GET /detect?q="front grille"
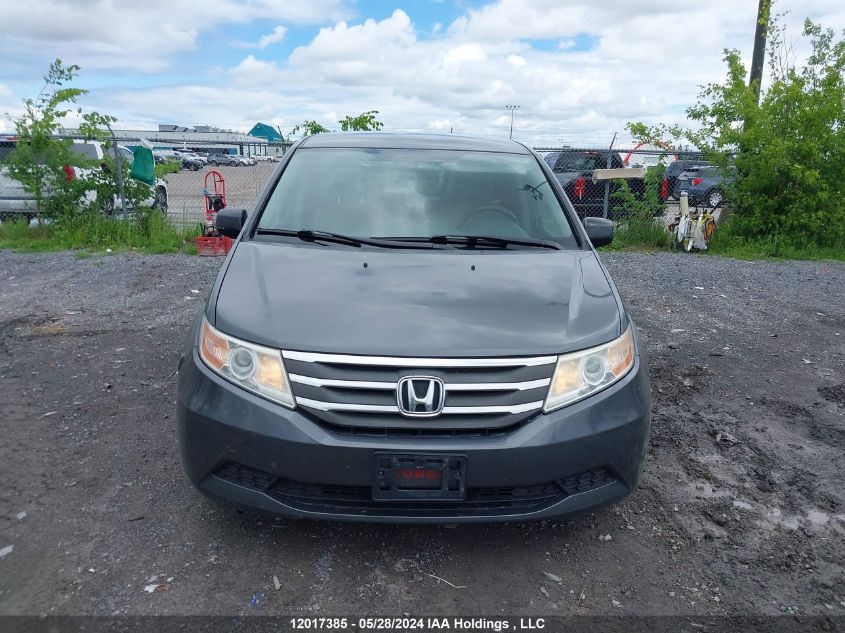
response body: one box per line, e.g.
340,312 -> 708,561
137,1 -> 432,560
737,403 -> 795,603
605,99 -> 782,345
283,351 -> 556,432
214,463 -> 616,517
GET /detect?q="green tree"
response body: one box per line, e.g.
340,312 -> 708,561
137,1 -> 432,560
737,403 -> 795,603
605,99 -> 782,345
338,110 -> 383,131
291,120 -> 331,136
3,60 -> 128,222
628,17 -> 845,250
3,60 -> 88,223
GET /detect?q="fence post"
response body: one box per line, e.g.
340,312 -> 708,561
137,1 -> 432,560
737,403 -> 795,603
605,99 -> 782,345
106,123 -> 128,220
602,132 -> 617,219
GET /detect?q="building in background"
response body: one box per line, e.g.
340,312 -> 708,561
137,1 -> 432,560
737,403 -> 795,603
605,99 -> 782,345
249,123 -> 288,157
61,124 -> 271,157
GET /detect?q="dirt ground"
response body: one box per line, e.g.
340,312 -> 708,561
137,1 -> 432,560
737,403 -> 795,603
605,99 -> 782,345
0,250 -> 842,620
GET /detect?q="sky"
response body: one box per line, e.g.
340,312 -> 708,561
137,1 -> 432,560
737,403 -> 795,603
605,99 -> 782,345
1,0 -> 844,146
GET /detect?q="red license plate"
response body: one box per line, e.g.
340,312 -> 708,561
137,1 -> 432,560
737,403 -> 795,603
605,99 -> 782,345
373,454 -> 466,500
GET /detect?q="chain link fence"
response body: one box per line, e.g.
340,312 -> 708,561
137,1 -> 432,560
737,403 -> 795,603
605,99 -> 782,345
1,138 -> 728,227
535,147 -> 727,224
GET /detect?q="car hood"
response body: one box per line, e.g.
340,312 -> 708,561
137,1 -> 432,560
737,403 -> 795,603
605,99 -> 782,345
213,241 -> 622,357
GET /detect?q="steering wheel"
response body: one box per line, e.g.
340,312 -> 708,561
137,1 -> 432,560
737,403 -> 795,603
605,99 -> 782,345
459,205 -> 520,230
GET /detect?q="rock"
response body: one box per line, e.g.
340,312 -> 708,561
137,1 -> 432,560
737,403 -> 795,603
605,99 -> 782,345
273,575 -> 281,591
0,545 -> 14,559
713,430 -> 738,445
543,571 -> 562,583
612,599 -> 622,607
540,587 -> 550,598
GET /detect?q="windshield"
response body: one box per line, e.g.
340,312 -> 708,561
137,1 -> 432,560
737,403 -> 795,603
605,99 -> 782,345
258,148 -> 577,246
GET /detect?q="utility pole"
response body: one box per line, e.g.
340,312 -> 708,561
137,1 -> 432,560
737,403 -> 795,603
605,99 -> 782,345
505,105 -> 519,140
749,0 -> 771,102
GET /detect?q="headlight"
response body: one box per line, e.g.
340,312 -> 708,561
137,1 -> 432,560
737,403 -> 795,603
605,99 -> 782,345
543,325 -> 635,412
198,317 -> 295,409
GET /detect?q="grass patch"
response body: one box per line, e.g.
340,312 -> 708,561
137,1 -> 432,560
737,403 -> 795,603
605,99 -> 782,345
600,215 -> 671,253
0,211 -> 202,254
154,161 -> 182,179
599,213 -> 845,261
706,222 -> 845,261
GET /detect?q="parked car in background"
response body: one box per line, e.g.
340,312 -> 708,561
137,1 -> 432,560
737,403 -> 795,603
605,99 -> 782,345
663,159 -> 712,199
0,140 -> 167,222
175,150 -> 208,170
672,165 -> 734,208
234,155 -> 256,166
208,153 -> 240,166
180,154 -> 206,171
177,132 -> 651,524
152,149 -> 185,166
112,145 -> 169,213
544,149 -> 627,219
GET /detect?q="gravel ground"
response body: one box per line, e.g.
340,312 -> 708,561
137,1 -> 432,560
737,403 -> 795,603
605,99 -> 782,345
0,250 -> 843,619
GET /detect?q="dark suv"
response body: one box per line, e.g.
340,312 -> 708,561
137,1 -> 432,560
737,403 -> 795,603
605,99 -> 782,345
176,133 -> 651,523
544,149 -> 626,219
663,159 -> 712,200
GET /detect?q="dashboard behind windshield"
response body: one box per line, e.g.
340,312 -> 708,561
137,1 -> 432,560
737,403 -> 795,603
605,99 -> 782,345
257,148 -> 578,247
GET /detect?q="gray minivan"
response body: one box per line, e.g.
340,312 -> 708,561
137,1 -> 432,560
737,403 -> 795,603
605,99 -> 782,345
176,133 -> 651,523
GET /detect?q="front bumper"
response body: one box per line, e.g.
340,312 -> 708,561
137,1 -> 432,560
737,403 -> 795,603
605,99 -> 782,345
176,348 -> 651,523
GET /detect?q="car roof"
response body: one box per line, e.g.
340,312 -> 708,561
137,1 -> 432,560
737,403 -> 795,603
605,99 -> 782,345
299,132 -> 531,154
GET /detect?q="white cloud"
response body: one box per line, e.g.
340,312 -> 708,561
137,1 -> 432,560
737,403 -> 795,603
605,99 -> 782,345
258,26 -> 288,49
3,0 -> 845,145
0,0 -> 352,72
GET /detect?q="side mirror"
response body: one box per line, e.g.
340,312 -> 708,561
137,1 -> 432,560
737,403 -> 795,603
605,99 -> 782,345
215,208 -> 248,239
583,217 -> 614,247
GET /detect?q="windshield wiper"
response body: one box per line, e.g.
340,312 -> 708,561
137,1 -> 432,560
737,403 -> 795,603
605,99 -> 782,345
383,235 -> 562,250
255,228 -> 434,249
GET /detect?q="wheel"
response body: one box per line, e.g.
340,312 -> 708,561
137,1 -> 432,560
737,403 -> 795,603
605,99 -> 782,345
153,187 -> 168,214
707,189 -> 723,208
210,160 -> 219,166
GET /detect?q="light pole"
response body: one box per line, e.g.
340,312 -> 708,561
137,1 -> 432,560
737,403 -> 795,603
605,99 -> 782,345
505,105 -> 519,139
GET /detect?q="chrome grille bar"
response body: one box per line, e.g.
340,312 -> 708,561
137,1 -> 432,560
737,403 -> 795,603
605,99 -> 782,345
288,374 -> 550,392
288,374 -> 395,390
296,397 -> 544,415
284,350 -> 556,368
285,350 -> 556,429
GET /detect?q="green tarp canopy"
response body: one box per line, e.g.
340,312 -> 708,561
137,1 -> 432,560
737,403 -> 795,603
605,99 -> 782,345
129,146 -> 155,186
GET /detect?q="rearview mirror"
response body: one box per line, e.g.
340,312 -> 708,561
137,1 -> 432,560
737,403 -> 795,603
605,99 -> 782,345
215,208 -> 248,239
582,217 -> 614,247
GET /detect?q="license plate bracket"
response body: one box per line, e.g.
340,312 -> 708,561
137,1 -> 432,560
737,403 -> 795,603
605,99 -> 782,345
373,453 -> 467,501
